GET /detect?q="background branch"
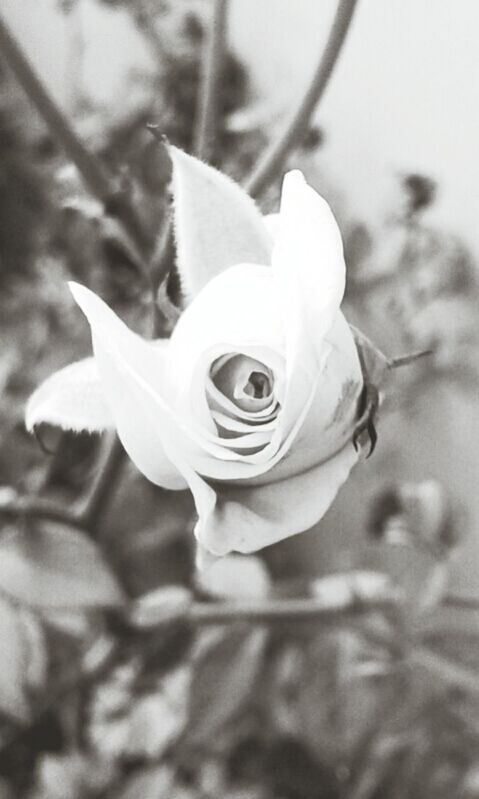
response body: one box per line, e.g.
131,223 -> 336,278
245,0 -> 359,198
0,12 -> 151,257
193,0 -> 228,160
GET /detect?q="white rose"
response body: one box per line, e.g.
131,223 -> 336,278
27,148 -> 369,558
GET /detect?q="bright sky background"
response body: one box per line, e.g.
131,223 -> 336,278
3,0 -> 479,254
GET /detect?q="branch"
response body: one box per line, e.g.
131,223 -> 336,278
76,433 -> 126,531
0,12 -> 150,256
193,0 -> 229,160
245,0 -> 359,198
189,596 -> 396,626
0,494 -> 87,532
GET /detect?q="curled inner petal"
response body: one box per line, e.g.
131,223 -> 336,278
206,353 -> 281,457
212,354 -> 274,413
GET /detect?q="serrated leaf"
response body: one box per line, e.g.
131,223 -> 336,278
0,596 -> 30,721
26,357 -> 114,433
186,626 -> 267,745
170,146 -> 272,300
0,525 -> 124,609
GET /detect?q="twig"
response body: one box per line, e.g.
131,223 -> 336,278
193,0 -> 228,160
0,495 -> 87,532
245,0 -> 359,198
188,596 -> 396,626
0,12 -> 150,256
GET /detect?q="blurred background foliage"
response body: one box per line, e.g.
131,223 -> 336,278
1,1 -> 479,798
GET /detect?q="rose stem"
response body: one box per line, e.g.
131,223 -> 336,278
245,0 -> 360,199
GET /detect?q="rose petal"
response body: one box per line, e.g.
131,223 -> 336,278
26,357 -> 114,433
248,312 -> 362,485
68,284 -> 307,482
272,171 -> 346,367
69,283 -> 187,490
170,146 -> 273,301
166,262 -> 286,435
196,443 -> 359,555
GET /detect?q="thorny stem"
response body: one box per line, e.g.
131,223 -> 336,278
246,0 -> 359,198
193,0 -> 229,160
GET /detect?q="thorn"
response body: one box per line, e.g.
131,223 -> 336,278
388,348 -> 434,369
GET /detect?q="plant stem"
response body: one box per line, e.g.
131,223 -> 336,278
246,0 -> 359,198
0,495 -> 87,532
193,0 -> 228,161
189,596 -> 396,626
0,12 -> 150,256
76,434 -> 126,531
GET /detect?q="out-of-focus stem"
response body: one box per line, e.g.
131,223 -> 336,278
193,0 -> 228,160
0,12 -> 150,255
189,596 -> 396,626
246,0 -> 359,198
150,0 -> 229,297
76,433 -> 126,531
0,495 -> 87,532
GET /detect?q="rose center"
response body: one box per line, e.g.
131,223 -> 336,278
244,371 -> 271,400
210,354 -> 276,414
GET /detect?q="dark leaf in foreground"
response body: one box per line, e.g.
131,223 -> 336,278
0,524 -> 124,609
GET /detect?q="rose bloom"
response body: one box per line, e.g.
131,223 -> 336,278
27,149 -> 364,558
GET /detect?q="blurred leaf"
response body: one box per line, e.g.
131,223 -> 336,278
170,146 -> 271,301
129,585 -> 192,629
25,357 -> 114,433
411,646 -> 479,695
186,626 -> 267,746
311,570 -> 396,609
196,554 -> 271,600
298,631 -> 396,766
18,609 -> 48,690
118,766 -> 194,799
0,525 -> 124,608
125,690 -> 186,758
0,596 -> 31,721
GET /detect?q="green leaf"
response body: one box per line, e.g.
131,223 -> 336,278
170,146 -> 272,300
186,626 -> 267,746
0,525 -> 124,609
25,357 -> 114,433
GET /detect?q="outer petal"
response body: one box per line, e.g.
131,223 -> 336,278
245,312 -> 363,486
25,357 -> 114,433
272,170 -> 346,369
69,283 -> 187,491
170,146 -> 273,300
196,443 -> 359,555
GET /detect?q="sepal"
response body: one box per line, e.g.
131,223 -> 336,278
25,357 -> 114,434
